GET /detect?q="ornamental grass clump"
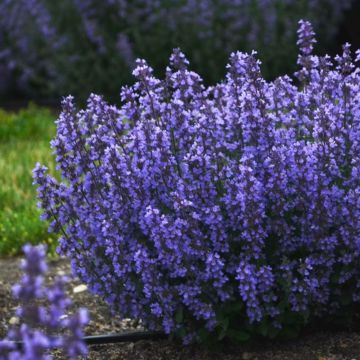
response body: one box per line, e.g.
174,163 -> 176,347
34,21 -> 360,343
0,245 -> 88,359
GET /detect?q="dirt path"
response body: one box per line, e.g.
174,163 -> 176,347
0,256 -> 359,359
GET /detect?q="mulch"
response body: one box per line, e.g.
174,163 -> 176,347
0,256 -> 359,360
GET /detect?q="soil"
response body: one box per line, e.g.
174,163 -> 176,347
0,256 -> 359,360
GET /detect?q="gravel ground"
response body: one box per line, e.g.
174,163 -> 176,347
0,256 -> 359,359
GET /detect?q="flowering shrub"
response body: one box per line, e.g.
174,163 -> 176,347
0,0 -> 352,100
0,245 -> 88,359
34,21 -> 360,343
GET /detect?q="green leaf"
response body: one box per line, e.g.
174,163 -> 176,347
175,307 -> 183,323
217,317 -> 229,340
258,321 -> 269,337
198,328 -> 210,342
228,329 -> 251,343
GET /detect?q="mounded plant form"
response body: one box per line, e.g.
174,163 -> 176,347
34,21 -> 360,344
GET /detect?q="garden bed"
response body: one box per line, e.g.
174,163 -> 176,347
0,256 -> 359,359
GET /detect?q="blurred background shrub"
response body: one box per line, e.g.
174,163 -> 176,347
0,0 -> 355,103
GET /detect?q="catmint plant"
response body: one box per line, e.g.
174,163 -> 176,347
0,245 -> 89,359
34,20 -> 360,343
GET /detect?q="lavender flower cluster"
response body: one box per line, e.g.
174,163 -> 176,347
34,21 -> 360,342
0,0 -> 352,99
0,245 -> 88,359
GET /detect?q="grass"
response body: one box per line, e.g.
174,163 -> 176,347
0,105 -> 58,256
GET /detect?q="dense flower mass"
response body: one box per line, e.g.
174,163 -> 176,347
0,245 -> 88,359
0,0 -> 352,99
34,21 -> 360,342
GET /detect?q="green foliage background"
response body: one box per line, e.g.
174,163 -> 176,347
0,106 -> 57,255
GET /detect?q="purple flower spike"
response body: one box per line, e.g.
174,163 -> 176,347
297,20 -> 316,56
0,245 -> 89,359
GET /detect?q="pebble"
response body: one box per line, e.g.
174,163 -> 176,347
73,284 -> 88,294
9,316 -> 19,325
242,352 -> 257,360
